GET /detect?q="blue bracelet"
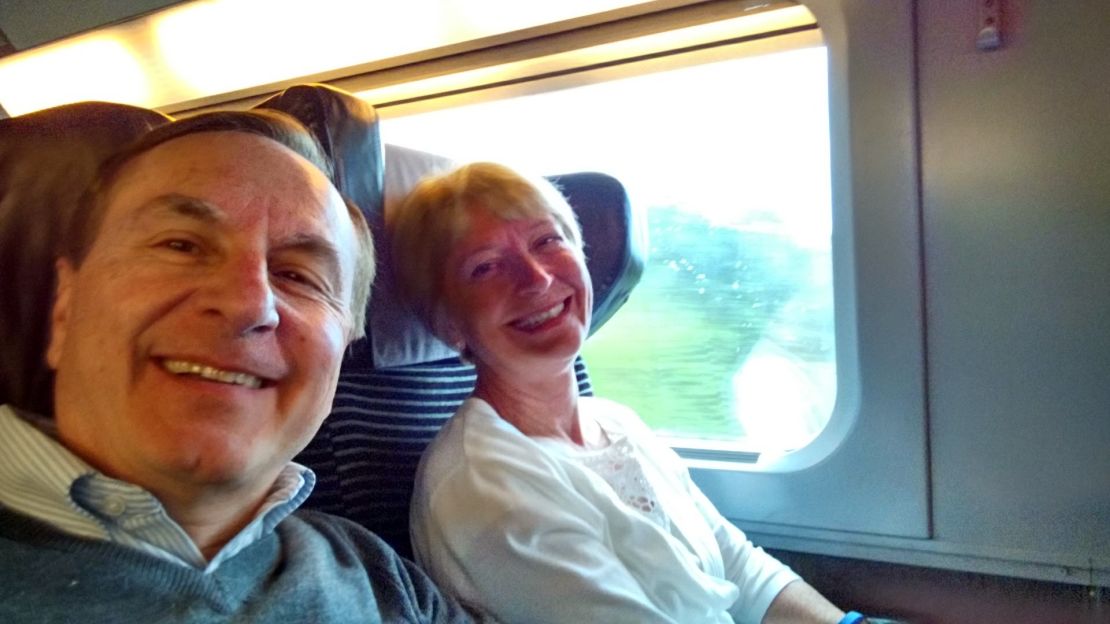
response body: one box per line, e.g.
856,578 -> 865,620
839,612 -> 867,624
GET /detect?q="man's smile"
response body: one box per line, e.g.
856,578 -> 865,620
161,358 -> 266,389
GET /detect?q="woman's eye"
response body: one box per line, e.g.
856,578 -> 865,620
470,262 -> 494,279
537,233 -> 564,248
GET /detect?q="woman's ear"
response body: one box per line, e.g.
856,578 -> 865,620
432,305 -> 465,351
443,320 -> 465,352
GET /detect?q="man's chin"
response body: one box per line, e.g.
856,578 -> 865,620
151,438 -> 280,491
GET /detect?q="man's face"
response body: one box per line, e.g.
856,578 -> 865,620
46,131 -> 360,497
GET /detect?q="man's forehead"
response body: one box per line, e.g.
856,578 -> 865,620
106,132 -> 337,213
119,131 -> 325,183
100,131 -> 356,255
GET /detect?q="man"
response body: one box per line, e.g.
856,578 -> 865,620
0,110 -> 477,622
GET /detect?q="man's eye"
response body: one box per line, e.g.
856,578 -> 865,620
275,269 -> 327,293
277,269 -> 310,284
162,239 -> 199,254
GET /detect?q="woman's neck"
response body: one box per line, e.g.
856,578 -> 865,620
474,363 -> 604,448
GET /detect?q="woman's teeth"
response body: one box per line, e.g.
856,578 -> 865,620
514,301 -> 566,329
162,359 -> 263,389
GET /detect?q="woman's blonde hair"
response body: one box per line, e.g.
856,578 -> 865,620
389,161 -> 583,344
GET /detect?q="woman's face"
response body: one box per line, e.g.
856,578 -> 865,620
440,204 -> 592,379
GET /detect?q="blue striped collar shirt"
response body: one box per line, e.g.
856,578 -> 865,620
0,404 -> 315,573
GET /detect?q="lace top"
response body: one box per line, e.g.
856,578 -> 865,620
577,436 -> 670,530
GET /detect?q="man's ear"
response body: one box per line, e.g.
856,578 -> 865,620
46,258 -> 76,370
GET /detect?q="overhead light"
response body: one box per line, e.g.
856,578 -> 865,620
0,0 -> 809,117
354,4 -> 816,112
0,34 -> 150,117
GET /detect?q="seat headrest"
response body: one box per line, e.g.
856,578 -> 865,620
0,102 -> 171,416
366,144 -> 460,366
253,84 -> 384,229
550,171 -> 644,335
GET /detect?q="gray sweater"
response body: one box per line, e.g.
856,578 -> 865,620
0,507 -> 478,623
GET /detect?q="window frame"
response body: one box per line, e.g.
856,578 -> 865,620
693,0 -> 929,539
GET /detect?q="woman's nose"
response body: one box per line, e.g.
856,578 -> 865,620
515,254 -> 554,295
201,256 -> 280,334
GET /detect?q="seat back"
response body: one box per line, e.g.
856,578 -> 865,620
0,102 -> 171,416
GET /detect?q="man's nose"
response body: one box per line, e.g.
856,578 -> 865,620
202,256 -> 280,334
515,254 -> 554,295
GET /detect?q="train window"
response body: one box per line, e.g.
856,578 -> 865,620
370,7 -> 830,460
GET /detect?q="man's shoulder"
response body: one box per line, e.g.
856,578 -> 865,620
284,507 -> 398,554
277,509 -> 420,583
278,509 -> 484,622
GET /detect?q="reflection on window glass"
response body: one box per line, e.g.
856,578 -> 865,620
379,43 -> 834,453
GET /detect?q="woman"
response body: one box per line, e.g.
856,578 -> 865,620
391,162 -> 862,624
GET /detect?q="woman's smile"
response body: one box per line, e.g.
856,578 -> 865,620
509,298 -> 569,331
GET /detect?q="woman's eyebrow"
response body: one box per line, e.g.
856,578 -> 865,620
525,219 -> 558,235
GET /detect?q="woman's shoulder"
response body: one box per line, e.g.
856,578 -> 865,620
418,398 -> 572,498
580,395 -> 655,440
419,398 -> 511,473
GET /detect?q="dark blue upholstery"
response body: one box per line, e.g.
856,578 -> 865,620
550,172 -> 645,336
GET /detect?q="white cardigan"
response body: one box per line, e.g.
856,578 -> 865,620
410,396 -> 799,624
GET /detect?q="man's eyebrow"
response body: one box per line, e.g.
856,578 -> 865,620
277,233 -> 345,290
128,193 -> 346,289
128,193 -> 226,226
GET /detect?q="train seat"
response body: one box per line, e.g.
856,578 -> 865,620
0,84 -> 645,558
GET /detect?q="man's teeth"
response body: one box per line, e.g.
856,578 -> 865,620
162,360 -> 263,389
515,302 -> 566,329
